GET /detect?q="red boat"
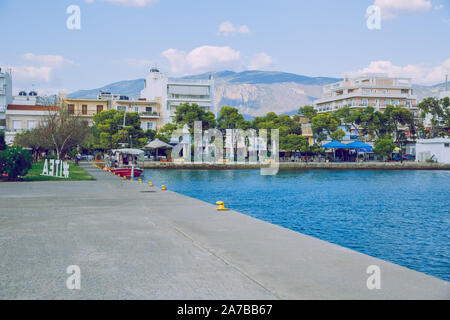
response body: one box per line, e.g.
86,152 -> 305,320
107,148 -> 144,178
110,167 -> 143,178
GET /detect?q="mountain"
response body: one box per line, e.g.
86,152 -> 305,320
68,70 -> 443,118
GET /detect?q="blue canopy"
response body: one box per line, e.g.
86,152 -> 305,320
346,140 -> 373,152
321,140 -> 348,149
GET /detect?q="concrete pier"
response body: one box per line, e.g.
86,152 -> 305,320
0,163 -> 448,299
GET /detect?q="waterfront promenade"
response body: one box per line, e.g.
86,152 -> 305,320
0,163 -> 448,299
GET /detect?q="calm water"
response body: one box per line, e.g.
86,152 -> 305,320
140,169 -> 450,281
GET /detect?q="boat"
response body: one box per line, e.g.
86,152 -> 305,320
107,148 -> 144,178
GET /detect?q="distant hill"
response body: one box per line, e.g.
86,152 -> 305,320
68,70 -> 443,118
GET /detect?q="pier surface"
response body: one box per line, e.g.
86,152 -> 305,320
0,163 -> 448,299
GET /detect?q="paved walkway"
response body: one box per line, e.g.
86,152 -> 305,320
0,163 -> 448,299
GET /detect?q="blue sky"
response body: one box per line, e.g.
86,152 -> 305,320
0,0 -> 449,93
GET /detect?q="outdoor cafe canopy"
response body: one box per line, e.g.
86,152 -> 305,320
345,140 -> 373,152
144,139 -> 173,150
320,140 -> 349,149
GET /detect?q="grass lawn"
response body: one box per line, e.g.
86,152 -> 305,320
22,161 -> 95,182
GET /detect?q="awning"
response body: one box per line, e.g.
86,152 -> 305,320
111,148 -> 145,156
144,139 -> 173,149
321,140 -> 348,149
346,140 -> 373,152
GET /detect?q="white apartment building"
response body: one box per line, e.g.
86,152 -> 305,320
5,91 -> 58,145
0,68 -> 13,130
314,74 -> 417,114
140,68 -> 214,125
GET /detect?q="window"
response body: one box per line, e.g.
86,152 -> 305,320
362,99 -> 368,106
12,120 -> 21,130
393,100 -> 399,106
445,143 -> 449,148
82,105 -> 87,115
146,122 -> 154,130
386,99 -> 391,106
27,120 -> 37,130
146,107 -> 153,113
117,105 -> 126,111
68,104 -> 75,115
97,105 -> 103,114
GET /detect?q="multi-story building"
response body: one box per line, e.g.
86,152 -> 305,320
314,74 -> 417,114
61,93 -> 163,130
60,94 -> 109,126
0,68 -> 13,130
5,91 -> 58,145
140,68 -> 214,125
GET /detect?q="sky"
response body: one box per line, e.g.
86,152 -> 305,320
0,0 -> 449,94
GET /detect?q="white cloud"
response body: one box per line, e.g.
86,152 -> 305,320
85,0 -> 158,6
346,59 -> 450,85
10,66 -> 53,83
22,53 -> 74,67
374,0 -> 432,19
218,21 -> 251,36
434,4 -> 444,10
162,46 -> 241,74
248,53 -> 273,70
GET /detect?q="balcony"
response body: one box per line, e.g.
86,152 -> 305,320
140,111 -> 160,118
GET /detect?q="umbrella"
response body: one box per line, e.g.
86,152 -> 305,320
321,140 -> 348,149
321,140 -> 348,162
346,140 -> 373,152
144,139 -> 173,160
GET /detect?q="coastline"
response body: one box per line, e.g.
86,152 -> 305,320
137,161 -> 450,170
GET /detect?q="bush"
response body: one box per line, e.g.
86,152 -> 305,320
0,131 -> 6,151
0,146 -> 33,181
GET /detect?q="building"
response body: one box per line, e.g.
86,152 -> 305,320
140,68 -> 214,125
416,138 -> 450,164
60,94 -> 109,126
314,74 -> 417,114
0,68 -> 13,130
4,92 -> 58,145
61,92 -> 163,131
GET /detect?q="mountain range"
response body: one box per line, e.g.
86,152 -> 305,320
68,70 -> 446,118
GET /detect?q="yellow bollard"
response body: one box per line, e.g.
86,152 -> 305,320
216,201 -> 229,211
138,179 -> 142,183
123,176 -> 127,180
149,182 -> 153,187
161,185 -> 166,191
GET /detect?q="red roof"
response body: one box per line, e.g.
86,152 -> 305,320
7,104 -> 59,111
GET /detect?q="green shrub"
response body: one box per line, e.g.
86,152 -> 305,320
0,131 -> 6,151
0,146 -> 33,181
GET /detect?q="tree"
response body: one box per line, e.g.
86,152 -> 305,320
417,97 -> 450,138
0,131 -> 6,151
92,109 -> 147,150
14,127 -> 51,161
44,103 -> 89,159
384,106 -> 415,143
280,134 -> 308,152
373,136 -> 395,161
0,146 -> 33,181
298,106 -> 317,119
311,113 -> 338,137
174,103 -> 216,134
330,129 -> 346,142
217,106 -> 247,130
